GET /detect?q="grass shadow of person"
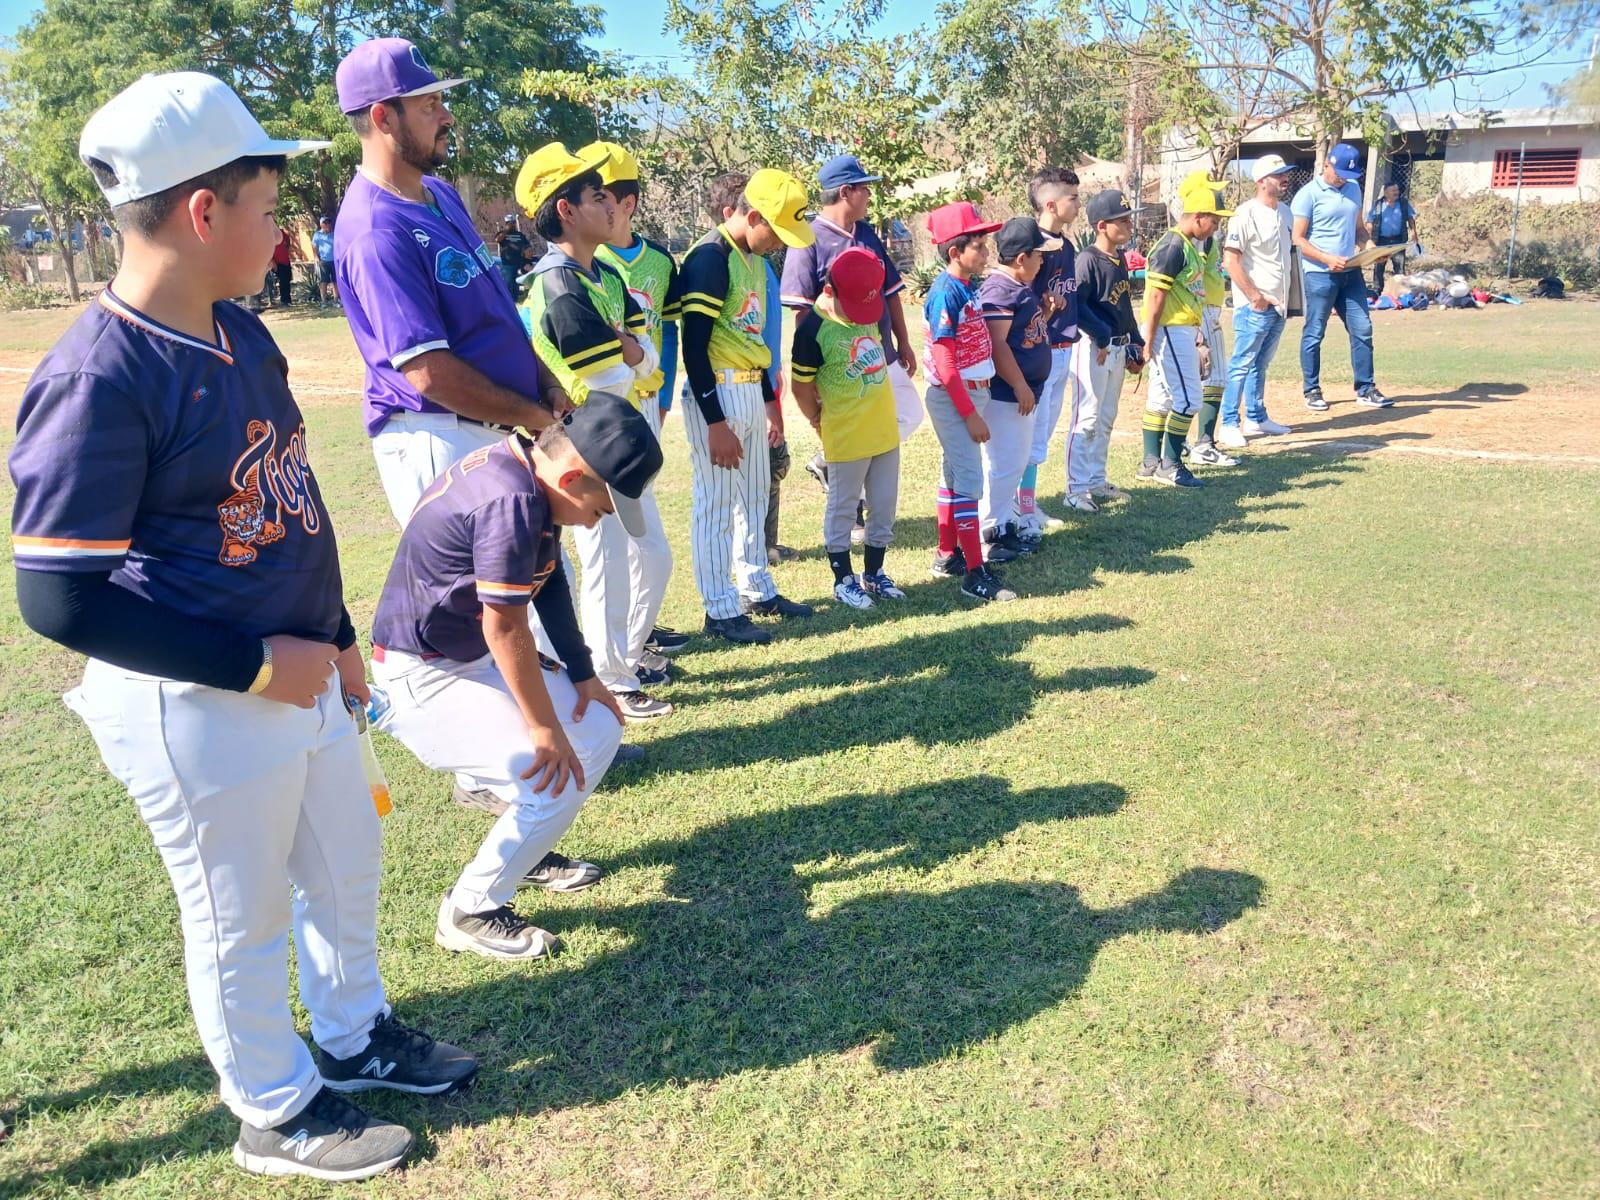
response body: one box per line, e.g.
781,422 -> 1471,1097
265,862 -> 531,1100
393,773 -> 1262,1125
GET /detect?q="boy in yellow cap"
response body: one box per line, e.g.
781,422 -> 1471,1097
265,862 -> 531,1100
1187,196 -> 1239,468
515,142 -> 670,722
1137,174 -> 1232,489
678,169 -> 816,644
580,140 -> 687,668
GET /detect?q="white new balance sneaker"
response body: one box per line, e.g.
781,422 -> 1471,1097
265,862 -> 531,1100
1216,424 -> 1249,450
1243,417 -> 1292,436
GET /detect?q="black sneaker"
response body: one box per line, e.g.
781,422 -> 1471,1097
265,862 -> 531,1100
767,544 -> 801,566
522,849 -> 603,892
1153,459 -> 1203,488
317,1011 -> 478,1096
960,567 -> 1019,603
452,783 -> 508,817
1355,387 -> 1393,408
434,890 -> 560,960
1136,454 -> 1160,478
612,743 -> 646,766
929,548 -> 967,578
233,1087 -> 411,1181
703,613 -> 773,644
645,626 -> 690,655
1001,522 -> 1033,556
635,664 -> 671,688
745,593 -> 814,619
984,531 -> 1021,564
1304,388 -> 1329,411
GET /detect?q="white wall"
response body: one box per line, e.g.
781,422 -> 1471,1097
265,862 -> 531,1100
1441,126 -> 1600,203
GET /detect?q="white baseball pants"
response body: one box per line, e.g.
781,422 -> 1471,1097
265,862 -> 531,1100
370,410 -> 504,527
372,650 -> 622,915
888,360 -> 924,441
1066,341 -> 1128,495
573,482 -> 671,695
1201,306 -> 1227,405
682,378 -> 777,620
64,659 -> 388,1130
1146,327 -> 1203,418
1016,345 -> 1073,533
979,400 -> 1037,536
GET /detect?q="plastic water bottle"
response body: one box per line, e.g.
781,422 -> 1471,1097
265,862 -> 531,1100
345,690 -> 393,817
365,685 -> 392,732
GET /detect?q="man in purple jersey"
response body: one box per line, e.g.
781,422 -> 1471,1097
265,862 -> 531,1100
10,72 -> 474,1183
370,395 -> 658,960
780,154 -> 923,515
333,38 -> 568,525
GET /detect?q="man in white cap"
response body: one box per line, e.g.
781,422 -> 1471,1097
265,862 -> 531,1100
333,37 -> 567,525
1216,153 -> 1299,448
10,71 -> 476,1182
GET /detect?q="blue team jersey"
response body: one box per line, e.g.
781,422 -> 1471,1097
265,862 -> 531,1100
976,271 -> 1053,403
1034,243 -> 1079,344
9,289 -> 345,642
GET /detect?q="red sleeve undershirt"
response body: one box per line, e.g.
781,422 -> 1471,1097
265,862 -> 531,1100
929,339 -> 975,417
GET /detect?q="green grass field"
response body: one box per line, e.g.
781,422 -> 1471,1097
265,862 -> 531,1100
1,302 -> 1598,1198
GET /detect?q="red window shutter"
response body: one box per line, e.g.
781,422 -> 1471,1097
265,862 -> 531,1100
1492,148 -> 1581,188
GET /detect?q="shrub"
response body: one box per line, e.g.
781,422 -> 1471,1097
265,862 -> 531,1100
0,277 -> 61,311
1414,191 -> 1600,290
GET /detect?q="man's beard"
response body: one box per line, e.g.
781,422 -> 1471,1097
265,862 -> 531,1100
397,121 -> 449,172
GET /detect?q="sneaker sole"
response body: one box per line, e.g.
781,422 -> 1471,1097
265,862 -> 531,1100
233,1142 -> 410,1181
644,641 -> 688,657
621,707 -> 673,722
523,872 -> 604,893
960,587 -> 1019,603
1153,475 -> 1203,488
320,1065 -> 478,1096
434,926 -> 560,960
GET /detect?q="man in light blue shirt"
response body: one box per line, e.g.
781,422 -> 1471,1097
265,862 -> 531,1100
1291,143 -> 1389,410
1367,182 -> 1418,293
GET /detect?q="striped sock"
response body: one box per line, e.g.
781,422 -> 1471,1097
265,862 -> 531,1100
1018,463 -> 1037,516
936,486 -> 957,555
951,492 -> 983,569
1163,411 -> 1193,463
1143,410 -> 1166,459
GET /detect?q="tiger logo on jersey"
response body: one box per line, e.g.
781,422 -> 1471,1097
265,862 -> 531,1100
731,290 -> 764,336
218,420 -> 287,566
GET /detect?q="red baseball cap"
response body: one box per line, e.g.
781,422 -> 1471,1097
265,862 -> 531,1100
827,246 -> 886,325
926,201 -> 1002,246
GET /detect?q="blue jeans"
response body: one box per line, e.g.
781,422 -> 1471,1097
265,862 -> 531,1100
1221,304 -> 1285,426
1300,268 -> 1374,395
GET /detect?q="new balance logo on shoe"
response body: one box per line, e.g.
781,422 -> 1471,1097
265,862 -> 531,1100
280,1129 -> 325,1161
358,1057 -> 396,1079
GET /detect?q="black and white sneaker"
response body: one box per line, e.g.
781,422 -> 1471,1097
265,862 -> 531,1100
233,1087 -> 412,1181
960,567 -> 1019,603
453,783 -> 509,817
745,593 -> 814,619
1002,522 -> 1034,556
636,649 -> 671,674
984,532 -> 1020,564
615,690 -> 673,721
1304,388 -> 1329,411
635,664 -> 671,688
833,575 -> 876,610
317,1011 -> 478,1096
703,613 -> 772,644
929,548 -> 967,578
804,452 -> 829,489
645,626 -> 690,655
1356,387 -> 1393,408
522,849 -> 603,892
1189,442 -> 1239,467
1136,454 -> 1160,478
1154,459 -> 1204,488
434,890 -> 560,960
861,571 -> 907,600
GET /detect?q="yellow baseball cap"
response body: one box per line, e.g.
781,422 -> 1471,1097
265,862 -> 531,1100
1178,170 -> 1233,217
744,168 -> 815,249
515,141 -> 610,216
579,140 -> 639,186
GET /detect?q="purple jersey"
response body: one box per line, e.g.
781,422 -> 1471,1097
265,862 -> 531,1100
9,289 -> 344,641
335,172 -> 543,436
1034,242 -> 1080,345
779,216 -> 905,356
977,271 -> 1053,404
370,436 -> 580,668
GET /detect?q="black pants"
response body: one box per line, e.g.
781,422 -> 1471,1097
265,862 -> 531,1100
1371,239 -> 1406,294
275,262 -> 293,306
765,439 -> 790,553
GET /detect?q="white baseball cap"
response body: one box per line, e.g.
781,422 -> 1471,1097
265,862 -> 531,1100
1252,154 -> 1293,182
80,72 -> 330,207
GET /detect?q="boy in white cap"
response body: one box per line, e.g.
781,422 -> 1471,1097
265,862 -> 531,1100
1216,154 -> 1297,449
11,72 -> 474,1182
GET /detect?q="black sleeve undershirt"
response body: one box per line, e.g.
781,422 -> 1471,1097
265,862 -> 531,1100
531,552 -> 594,684
16,569 -> 357,692
680,311 -> 727,426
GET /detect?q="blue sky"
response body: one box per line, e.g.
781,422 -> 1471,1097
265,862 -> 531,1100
0,0 -> 1582,112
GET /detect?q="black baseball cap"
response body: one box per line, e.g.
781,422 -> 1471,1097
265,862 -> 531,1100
563,392 -> 663,537
995,216 -> 1063,261
1086,189 -> 1137,224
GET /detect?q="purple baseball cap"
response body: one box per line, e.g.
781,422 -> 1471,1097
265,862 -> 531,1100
336,38 -> 465,114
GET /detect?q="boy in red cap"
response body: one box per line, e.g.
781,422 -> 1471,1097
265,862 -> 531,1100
920,202 -> 1015,603
790,247 -> 903,610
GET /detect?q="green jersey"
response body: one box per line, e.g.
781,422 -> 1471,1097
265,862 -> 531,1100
1143,227 -> 1207,328
520,251 -> 647,409
789,304 -> 896,462
679,224 -> 771,371
595,234 -> 682,400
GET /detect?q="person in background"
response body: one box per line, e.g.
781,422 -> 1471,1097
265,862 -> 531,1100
271,224 -> 294,306
1368,181 -> 1418,294
312,215 -> 337,307
498,213 -> 533,294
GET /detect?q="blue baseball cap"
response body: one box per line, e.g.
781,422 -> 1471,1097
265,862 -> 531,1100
1328,143 -> 1363,182
336,38 -> 464,115
818,154 -> 881,190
